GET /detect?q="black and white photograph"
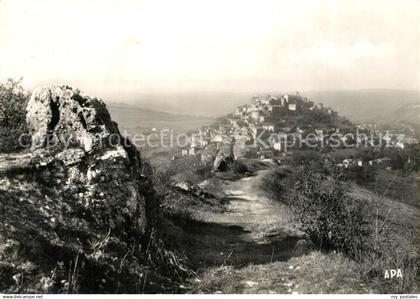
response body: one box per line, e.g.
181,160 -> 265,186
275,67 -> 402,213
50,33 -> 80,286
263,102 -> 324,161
0,0 -> 419,296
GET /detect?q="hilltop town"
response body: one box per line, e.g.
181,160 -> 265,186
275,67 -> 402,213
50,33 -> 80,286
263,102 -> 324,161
180,93 -> 339,160
175,93 -> 419,172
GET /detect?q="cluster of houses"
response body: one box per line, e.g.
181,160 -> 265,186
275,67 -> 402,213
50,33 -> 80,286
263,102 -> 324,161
233,93 -> 328,126
175,92 -> 418,169
178,92 -> 336,161
337,157 -> 392,169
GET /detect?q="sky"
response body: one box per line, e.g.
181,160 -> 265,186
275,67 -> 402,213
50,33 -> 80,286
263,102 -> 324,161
0,0 -> 419,98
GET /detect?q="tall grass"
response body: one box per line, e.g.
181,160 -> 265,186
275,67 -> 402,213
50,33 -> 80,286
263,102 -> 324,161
265,164 -> 419,293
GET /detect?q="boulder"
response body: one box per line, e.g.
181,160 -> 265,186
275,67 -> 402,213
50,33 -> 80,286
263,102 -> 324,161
26,85 -> 119,151
213,144 -> 234,172
25,85 -> 153,235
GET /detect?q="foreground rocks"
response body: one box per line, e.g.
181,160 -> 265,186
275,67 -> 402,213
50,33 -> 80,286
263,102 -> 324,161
0,86 -> 173,293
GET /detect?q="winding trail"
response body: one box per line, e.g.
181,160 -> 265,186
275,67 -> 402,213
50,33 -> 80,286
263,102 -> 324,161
181,169 -> 303,270
180,170 -> 369,294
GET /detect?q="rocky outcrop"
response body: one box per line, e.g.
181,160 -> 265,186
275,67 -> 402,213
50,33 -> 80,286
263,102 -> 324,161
0,86 -> 163,293
27,86 -> 118,152
25,86 -> 155,235
213,143 -> 234,172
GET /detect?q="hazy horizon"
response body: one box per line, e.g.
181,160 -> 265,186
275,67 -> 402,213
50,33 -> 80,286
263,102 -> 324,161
103,89 -> 420,120
0,0 -> 419,98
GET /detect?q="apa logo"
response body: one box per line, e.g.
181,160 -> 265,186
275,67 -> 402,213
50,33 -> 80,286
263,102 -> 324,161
384,269 -> 403,279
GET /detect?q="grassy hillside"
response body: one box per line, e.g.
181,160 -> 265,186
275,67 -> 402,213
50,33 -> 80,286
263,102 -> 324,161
375,102 -> 420,128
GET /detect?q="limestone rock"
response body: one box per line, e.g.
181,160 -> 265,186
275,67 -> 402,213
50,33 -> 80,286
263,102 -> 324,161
0,86 -> 160,293
26,85 -> 119,151
25,85 -> 152,235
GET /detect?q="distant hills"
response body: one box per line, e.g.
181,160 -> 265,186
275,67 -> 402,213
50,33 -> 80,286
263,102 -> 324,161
305,89 -> 420,123
108,103 -> 213,121
374,102 -> 420,127
108,103 -> 215,133
107,89 -> 419,126
392,102 -> 420,123
107,92 -> 253,118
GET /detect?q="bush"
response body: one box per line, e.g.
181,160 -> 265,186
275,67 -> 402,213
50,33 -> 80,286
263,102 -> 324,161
0,79 -> 30,153
291,150 -> 322,167
257,166 -> 289,200
343,164 -> 375,184
291,166 -> 368,260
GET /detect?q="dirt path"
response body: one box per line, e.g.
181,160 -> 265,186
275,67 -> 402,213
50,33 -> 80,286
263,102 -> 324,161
177,171 -> 372,294
178,170 -> 305,291
212,170 -> 299,242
